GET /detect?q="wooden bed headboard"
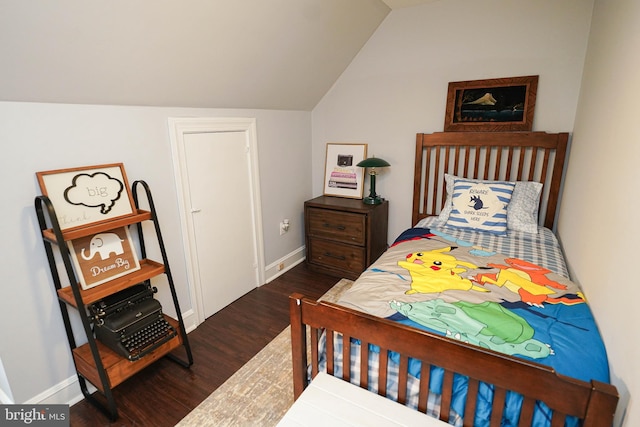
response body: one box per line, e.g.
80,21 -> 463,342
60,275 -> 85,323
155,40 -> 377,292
412,132 -> 569,230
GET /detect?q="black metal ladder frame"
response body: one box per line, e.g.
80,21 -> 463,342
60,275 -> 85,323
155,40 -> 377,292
34,180 -> 193,421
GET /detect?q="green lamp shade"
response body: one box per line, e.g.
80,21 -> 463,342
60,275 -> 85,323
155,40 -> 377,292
356,157 -> 391,168
357,157 -> 390,205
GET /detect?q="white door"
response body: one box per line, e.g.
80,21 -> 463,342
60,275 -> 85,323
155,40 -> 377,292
170,118 -> 264,323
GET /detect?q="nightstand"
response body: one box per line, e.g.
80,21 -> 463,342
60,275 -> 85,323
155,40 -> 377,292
304,196 -> 388,280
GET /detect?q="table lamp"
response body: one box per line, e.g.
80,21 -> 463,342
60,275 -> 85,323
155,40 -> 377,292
357,156 -> 390,205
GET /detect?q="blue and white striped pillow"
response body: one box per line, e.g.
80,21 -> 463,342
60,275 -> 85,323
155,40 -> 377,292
446,178 -> 515,235
437,174 -> 543,233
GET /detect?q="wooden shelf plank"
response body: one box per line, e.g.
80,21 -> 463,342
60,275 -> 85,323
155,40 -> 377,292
42,210 -> 153,242
57,259 -> 165,307
73,316 -> 183,392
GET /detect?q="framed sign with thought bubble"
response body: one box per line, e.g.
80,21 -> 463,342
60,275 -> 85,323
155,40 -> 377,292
36,163 -> 136,231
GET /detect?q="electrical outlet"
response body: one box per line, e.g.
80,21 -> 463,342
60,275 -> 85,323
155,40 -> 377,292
279,219 -> 290,235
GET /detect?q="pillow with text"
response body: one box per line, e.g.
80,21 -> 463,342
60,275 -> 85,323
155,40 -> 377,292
446,178 -> 515,235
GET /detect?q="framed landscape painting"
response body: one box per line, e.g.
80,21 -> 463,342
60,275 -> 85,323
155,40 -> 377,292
443,75 -> 538,132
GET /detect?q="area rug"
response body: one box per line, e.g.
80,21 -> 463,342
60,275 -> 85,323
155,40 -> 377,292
175,278 -> 354,427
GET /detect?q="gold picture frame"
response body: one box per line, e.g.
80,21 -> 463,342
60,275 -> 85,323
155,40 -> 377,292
323,143 -> 368,199
444,75 -> 538,132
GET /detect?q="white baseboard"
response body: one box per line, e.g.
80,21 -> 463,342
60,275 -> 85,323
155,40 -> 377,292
0,358 -> 14,404
179,308 -> 198,334
25,374 -> 94,406
0,388 -> 14,405
263,246 -> 305,284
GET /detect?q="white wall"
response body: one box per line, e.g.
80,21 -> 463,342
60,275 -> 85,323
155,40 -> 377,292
0,102 -> 311,404
558,0 -> 640,425
312,0 -> 593,242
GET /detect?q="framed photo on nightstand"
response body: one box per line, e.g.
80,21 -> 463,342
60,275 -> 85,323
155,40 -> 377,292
323,143 -> 368,199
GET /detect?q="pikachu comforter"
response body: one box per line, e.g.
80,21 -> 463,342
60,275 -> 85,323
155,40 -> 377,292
336,225 -> 611,386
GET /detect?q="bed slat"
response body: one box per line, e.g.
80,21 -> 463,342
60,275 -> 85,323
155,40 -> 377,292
463,147 -> 471,178
360,340 -> 369,390
417,362 -> 430,413
463,378 -> 479,427
311,327 -> 319,378
518,146 -> 527,180
398,355 -> 409,404
378,349 -> 388,397
490,387 -> 507,427
494,147 -> 503,180
431,147 -> 440,214
505,146 -> 515,179
540,148 -> 551,186
519,397 -> 536,426
452,146 -> 460,175
440,369 -> 454,422
342,333 -> 351,381
529,147 -> 539,181
551,413 -> 566,427
326,330 -> 334,375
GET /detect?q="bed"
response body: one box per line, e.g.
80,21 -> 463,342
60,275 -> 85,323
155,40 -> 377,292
290,131 -> 619,426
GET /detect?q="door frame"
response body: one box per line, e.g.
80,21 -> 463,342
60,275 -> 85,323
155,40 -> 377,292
168,117 -> 265,325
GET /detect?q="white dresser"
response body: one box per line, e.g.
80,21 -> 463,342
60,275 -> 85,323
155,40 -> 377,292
277,372 -> 449,426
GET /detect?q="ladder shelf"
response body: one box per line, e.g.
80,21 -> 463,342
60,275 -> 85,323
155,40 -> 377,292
35,180 -> 193,421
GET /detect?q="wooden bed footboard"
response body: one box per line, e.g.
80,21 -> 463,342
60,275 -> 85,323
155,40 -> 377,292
289,293 -> 618,427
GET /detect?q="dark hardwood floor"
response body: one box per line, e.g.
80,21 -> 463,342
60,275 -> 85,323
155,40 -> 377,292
69,263 -> 339,427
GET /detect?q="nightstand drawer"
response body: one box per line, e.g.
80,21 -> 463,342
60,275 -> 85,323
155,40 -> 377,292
306,208 -> 365,246
307,239 -> 365,274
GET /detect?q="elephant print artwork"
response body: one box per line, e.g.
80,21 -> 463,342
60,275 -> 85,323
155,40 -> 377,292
81,232 -> 125,261
68,226 -> 141,290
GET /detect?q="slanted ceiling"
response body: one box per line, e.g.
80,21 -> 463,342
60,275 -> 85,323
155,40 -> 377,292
0,0 -> 400,110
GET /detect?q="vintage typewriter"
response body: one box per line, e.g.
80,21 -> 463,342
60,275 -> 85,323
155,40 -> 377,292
90,283 -> 178,361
